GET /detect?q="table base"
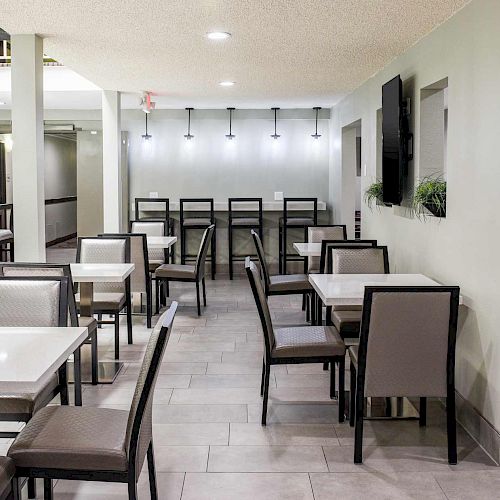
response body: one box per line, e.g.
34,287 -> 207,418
68,346 -> 124,384
346,394 -> 420,420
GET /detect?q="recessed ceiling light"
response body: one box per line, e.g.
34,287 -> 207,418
219,81 -> 235,87
206,31 -> 231,40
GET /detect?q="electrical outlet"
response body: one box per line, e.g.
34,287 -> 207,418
274,191 -> 284,201
149,192 -> 159,198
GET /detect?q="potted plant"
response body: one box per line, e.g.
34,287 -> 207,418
364,181 -> 386,209
413,176 -> 446,218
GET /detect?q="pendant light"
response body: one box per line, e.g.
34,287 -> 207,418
311,107 -> 322,139
270,107 -> 281,139
141,113 -> 152,140
184,107 -> 194,140
225,107 -> 236,140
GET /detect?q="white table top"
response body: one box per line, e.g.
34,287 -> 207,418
0,327 -> 88,391
309,273 -> 450,306
294,242 -> 322,257
147,236 -> 177,249
70,263 -> 135,282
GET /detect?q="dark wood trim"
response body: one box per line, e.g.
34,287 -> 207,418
45,196 -> 77,206
46,232 -> 76,248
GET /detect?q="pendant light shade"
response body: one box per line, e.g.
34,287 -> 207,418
184,107 -> 194,140
141,113 -> 152,140
311,107 -> 321,139
270,107 -> 281,139
225,107 -> 236,140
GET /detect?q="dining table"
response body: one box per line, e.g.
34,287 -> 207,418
293,242 -> 322,257
147,235 -> 177,250
0,326 -> 88,408
70,262 -> 135,384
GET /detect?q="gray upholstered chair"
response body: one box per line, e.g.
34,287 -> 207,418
307,225 -> 347,274
0,263 -> 99,385
8,302 -> 178,500
0,203 -> 14,262
0,457 -> 15,500
100,233 -> 153,328
0,277 -> 72,438
76,236 -> 132,360
246,258 -> 346,425
130,220 -> 168,272
326,246 -> 389,339
348,286 -> 460,465
155,225 -> 214,316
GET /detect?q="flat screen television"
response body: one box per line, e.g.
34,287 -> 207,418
382,75 -> 410,205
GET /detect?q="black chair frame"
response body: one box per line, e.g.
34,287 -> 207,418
0,203 -> 14,262
12,303 -> 178,500
350,286 -> 460,465
76,236 -> 132,360
228,198 -> 263,280
180,198 -> 216,279
279,197 -> 318,275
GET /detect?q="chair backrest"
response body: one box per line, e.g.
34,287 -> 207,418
180,198 -> 215,224
358,286 -> 460,398
0,263 -> 78,327
0,203 -> 13,232
126,302 -> 177,478
245,258 -> 274,359
228,198 -> 263,223
100,234 -> 148,293
283,197 -> 318,224
195,225 -> 215,279
76,236 -> 130,294
0,276 -> 69,327
322,240 -> 378,274
134,198 -> 169,222
251,229 -> 270,294
329,245 -> 389,274
307,225 -> 347,273
131,220 -> 166,263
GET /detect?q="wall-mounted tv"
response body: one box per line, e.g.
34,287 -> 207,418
382,75 -> 411,205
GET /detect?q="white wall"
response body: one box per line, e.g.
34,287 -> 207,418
329,0 -> 500,446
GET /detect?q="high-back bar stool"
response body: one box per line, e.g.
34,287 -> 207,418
228,198 -> 263,279
134,197 -> 175,262
279,197 -> 318,275
0,203 -> 14,262
180,198 -> 216,279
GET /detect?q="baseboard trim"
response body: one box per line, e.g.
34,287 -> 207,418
455,390 -> 500,464
46,232 -> 77,248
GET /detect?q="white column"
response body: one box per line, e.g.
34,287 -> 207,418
102,90 -> 122,232
11,34 -> 46,262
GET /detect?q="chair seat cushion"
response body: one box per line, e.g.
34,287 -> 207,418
272,325 -> 345,358
183,218 -> 212,227
155,264 -> 196,280
269,274 -> 312,292
0,456 -> 15,498
149,262 -> 163,273
0,374 -> 59,416
331,309 -> 362,335
76,293 -> 126,311
280,217 -> 315,227
8,406 -> 129,472
231,217 -> 260,227
78,316 -> 98,333
0,229 -> 13,242
348,345 -> 358,368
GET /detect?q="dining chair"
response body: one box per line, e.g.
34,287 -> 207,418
306,225 -> 347,274
251,230 -> 314,319
180,198 -> 216,279
279,197 -> 317,274
0,276 -> 71,438
100,233 -> 153,328
0,204 -> 14,262
348,286 -> 460,464
228,198 -> 263,280
155,225 -> 214,315
0,264 -> 98,385
326,245 -> 389,340
246,258 -> 346,424
76,236 -> 132,359
0,457 -> 15,500
8,302 -> 177,500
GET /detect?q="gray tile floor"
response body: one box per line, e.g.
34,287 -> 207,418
4,275 -> 499,499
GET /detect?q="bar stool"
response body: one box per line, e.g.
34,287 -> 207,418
180,198 -> 216,279
279,197 -> 318,275
0,203 -> 14,262
134,197 -> 175,262
228,198 -> 263,280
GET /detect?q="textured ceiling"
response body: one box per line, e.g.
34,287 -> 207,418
0,0 -> 470,108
